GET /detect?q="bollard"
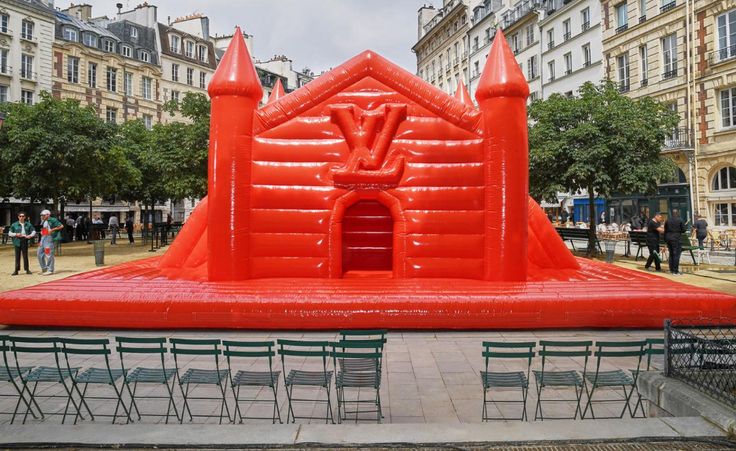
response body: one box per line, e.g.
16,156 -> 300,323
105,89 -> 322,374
604,240 -> 616,263
93,240 -> 105,266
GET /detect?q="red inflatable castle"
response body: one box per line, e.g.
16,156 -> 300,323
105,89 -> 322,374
0,29 -> 733,329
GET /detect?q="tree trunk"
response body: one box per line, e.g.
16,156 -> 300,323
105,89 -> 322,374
588,187 -> 597,256
59,198 -> 65,219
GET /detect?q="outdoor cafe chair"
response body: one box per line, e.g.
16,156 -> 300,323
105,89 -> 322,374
277,339 -> 334,424
337,330 -> 387,373
331,339 -> 384,423
480,341 -> 535,421
223,340 -> 281,424
58,337 -> 129,424
169,338 -> 231,424
533,340 -> 592,421
581,340 -> 647,420
0,335 -> 37,421
8,336 -> 82,424
116,336 -> 179,424
630,337 -> 665,418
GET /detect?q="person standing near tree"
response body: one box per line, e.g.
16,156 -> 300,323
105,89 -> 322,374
125,215 -> 135,245
37,210 -> 63,276
692,214 -> 709,250
665,209 -> 686,276
644,213 -> 664,272
109,214 -> 119,245
8,212 -> 36,275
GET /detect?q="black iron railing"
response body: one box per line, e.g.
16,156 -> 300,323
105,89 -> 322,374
660,1 -> 676,13
663,127 -> 693,149
710,44 -> 736,65
616,24 -> 628,34
665,320 -> 736,408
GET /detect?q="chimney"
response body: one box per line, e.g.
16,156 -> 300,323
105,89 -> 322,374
65,3 -> 93,21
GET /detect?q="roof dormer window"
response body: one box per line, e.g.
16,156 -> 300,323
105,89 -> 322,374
104,39 -> 115,53
122,45 -> 132,58
197,44 -> 208,62
170,34 -> 180,53
130,26 -> 138,40
185,40 -> 194,58
82,32 -> 97,47
139,50 -> 150,63
63,27 -> 77,41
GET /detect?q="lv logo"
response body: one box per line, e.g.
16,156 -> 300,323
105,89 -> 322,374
330,103 -> 407,189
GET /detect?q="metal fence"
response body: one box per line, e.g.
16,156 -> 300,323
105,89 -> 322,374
664,319 -> 736,408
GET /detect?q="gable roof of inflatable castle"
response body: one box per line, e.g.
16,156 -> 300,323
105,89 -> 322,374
159,28 -> 580,280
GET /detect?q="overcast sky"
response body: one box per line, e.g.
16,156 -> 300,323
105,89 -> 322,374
76,0 -> 435,73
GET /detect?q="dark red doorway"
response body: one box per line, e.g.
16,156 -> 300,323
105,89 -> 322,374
342,200 -> 393,274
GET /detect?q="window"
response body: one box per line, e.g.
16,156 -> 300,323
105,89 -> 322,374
63,27 -> 77,41
105,106 -> 117,124
511,33 -> 519,53
171,90 -> 180,102
88,62 -> 97,88
484,27 -> 491,44
21,20 -> 33,40
124,72 -> 133,96
122,46 -> 132,58
21,90 -> 33,105
473,36 -> 479,50
473,61 -> 480,77
83,33 -> 97,47
582,44 -> 591,66
0,85 -> 7,103
104,40 -> 115,52
186,67 -> 194,86
639,45 -> 648,85
526,24 -> 535,46
714,203 -> 736,226
662,34 -> 677,78
185,40 -> 194,58
0,49 -> 7,74
67,56 -> 79,83
141,76 -> 152,100
197,44 -> 208,62
564,52 -> 572,75
130,26 -> 138,39
548,60 -> 556,81
615,3 -> 628,31
563,19 -> 571,40
106,67 -> 117,92
547,29 -> 555,49
143,114 -> 153,130
527,55 -> 538,79
581,8 -> 590,30
721,87 -> 736,128
617,53 -> 630,91
0,14 -> 8,34
639,0 -> 647,19
21,54 -> 33,79
139,51 -> 150,63
716,9 -> 736,62
170,35 -> 180,53
199,72 -> 206,88
171,63 -> 179,82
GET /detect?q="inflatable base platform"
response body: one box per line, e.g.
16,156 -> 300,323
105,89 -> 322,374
0,256 -> 733,330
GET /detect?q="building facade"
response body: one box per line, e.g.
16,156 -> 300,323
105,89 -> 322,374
413,0 -> 481,95
499,0 -> 544,101
601,0 -> 736,228
468,0 -> 502,99
540,0 -> 603,98
0,0 -> 54,105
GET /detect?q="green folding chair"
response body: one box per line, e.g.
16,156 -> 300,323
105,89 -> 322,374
116,336 -> 179,424
338,330 -> 387,374
630,337 -> 664,418
1,335 -> 37,421
58,337 -> 129,424
582,340 -> 647,419
533,340 -> 592,421
9,336 -> 83,424
331,339 -> 383,423
169,338 -> 231,424
277,339 -> 334,424
223,340 -> 281,424
480,341 -> 535,421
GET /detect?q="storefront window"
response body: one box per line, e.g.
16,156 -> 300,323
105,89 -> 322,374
714,203 -> 736,226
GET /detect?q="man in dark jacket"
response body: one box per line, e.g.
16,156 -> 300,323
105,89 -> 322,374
8,212 -> 36,275
644,213 -> 664,272
664,210 -> 686,276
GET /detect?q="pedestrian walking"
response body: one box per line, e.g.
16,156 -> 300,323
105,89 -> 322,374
692,214 -> 709,250
8,212 -> 36,275
109,215 -> 119,245
125,215 -> 135,244
37,210 -> 63,276
644,213 -> 664,272
75,215 -> 85,241
664,210 -> 686,276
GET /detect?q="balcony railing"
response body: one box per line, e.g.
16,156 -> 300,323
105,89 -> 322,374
0,65 -> 11,76
710,44 -> 736,65
663,128 -> 693,150
619,81 -> 630,93
641,78 -> 648,87
639,15 -> 647,23
563,31 -> 571,41
549,75 -> 556,82
548,41 -> 555,49
616,24 -> 629,34
583,60 -> 591,67
660,1 -> 676,13
565,69 -> 572,75
582,21 -> 590,31
663,68 -> 678,79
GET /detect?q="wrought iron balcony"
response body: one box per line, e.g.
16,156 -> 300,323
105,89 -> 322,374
663,128 -> 693,150
564,69 -> 572,75
619,81 -> 630,93
615,24 -> 628,34
563,32 -> 571,41
641,78 -> 648,87
548,40 -> 555,50
710,44 -> 736,65
660,1 -> 676,13
663,68 -> 678,80
639,15 -> 647,23
582,21 -> 590,31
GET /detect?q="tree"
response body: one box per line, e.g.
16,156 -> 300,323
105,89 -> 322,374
0,93 -> 135,217
528,81 -> 679,255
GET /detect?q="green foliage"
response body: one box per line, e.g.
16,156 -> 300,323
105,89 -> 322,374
528,81 -> 679,253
